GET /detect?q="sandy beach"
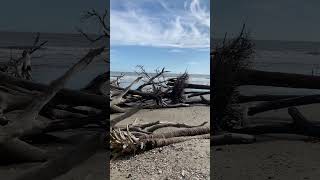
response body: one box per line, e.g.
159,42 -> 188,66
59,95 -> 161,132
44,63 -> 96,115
213,104 -> 320,180
110,106 -> 210,180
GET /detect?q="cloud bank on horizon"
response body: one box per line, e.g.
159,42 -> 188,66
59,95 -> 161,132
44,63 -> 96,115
110,0 -> 209,49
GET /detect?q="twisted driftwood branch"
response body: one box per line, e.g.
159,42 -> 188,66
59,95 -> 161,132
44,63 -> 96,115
0,47 -> 105,163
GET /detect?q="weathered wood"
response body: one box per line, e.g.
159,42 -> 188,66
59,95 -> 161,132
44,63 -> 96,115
239,69 -> 320,89
0,91 -> 32,113
82,72 -> 109,95
230,124 -> 295,135
288,107 -> 320,136
111,85 -> 158,99
110,107 -> 141,127
0,47 -> 104,165
167,82 -> 210,90
45,108 -> 86,120
187,91 -> 210,98
0,47 -> 106,141
0,72 -> 108,109
211,133 -> 256,145
248,95 -> 320,116
13,132 -> 102,180
229,107 -> 320,138
238,94 -> 300,103
139,126 -> 210,139
0,138 -> 47,164
44,113 -> 106,132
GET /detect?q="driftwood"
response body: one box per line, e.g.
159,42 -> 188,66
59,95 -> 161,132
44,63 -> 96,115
212,24 -> 253,132
0,138 -> 47,164
188,91 -> 210,98
247,95 -> 320,116
238,94 -> 300,103
167,82 -> 210,90
1,33 -> 48,80
0,72 -> 108,109
0,7 -> 109,178
0,47 -> 104,164
238,69 -> 320,89
229,107 -> 320,138
212,25 -> 320,146
211,133 -> 256,145
77,8 -> 109,43
111,124 -> 209,157
82,72 -> 109,95
13,132 -> 103,180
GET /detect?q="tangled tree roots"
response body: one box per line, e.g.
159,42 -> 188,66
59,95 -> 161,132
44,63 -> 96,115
212,24 -> 254,132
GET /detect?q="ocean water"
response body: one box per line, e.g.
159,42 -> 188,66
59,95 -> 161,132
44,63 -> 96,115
110,71 -> 210,90
239,40 -> 320,95
0,31 -> 107,89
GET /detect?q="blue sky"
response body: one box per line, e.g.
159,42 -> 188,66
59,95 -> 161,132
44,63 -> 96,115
110,0 -> 210,75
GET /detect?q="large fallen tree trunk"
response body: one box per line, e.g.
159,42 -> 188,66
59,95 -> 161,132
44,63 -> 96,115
0,72 -> 108,109
230,107 -> 320,138
238,94 -> 301,103
248,95 -> 320,116
13,132 -> 102,180
238,69 -> 320,89
0,47 -> 105,163
167,82 -> 210,90
110,85 -> 158,100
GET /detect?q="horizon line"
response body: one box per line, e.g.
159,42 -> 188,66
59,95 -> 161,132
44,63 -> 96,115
110,70 -> 210,76
0,30 -> 100,36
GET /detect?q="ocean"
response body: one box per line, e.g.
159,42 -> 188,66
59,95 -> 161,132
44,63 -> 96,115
0,31 -> 107,89
110,71 -> 210,90
238,40 -> 320,95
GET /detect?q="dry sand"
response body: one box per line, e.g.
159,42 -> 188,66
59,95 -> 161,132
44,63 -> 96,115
110,106 -> 210,180
213,104 -> 320,180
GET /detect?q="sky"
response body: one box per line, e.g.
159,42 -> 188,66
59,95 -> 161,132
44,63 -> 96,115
0,0 -> 108,34
110,0 -> 210,75
212,0 -> 320,42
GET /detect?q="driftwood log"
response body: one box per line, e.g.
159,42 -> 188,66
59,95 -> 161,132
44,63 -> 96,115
238,69 -> 320,89
229,107 -> 320,137
0,72 -> 108,109
0,47 -> 105,164
247,95 -> 320,116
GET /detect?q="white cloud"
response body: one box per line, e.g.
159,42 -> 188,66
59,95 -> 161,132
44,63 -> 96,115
111,0 -> 209,49
169,49 -> 184,53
